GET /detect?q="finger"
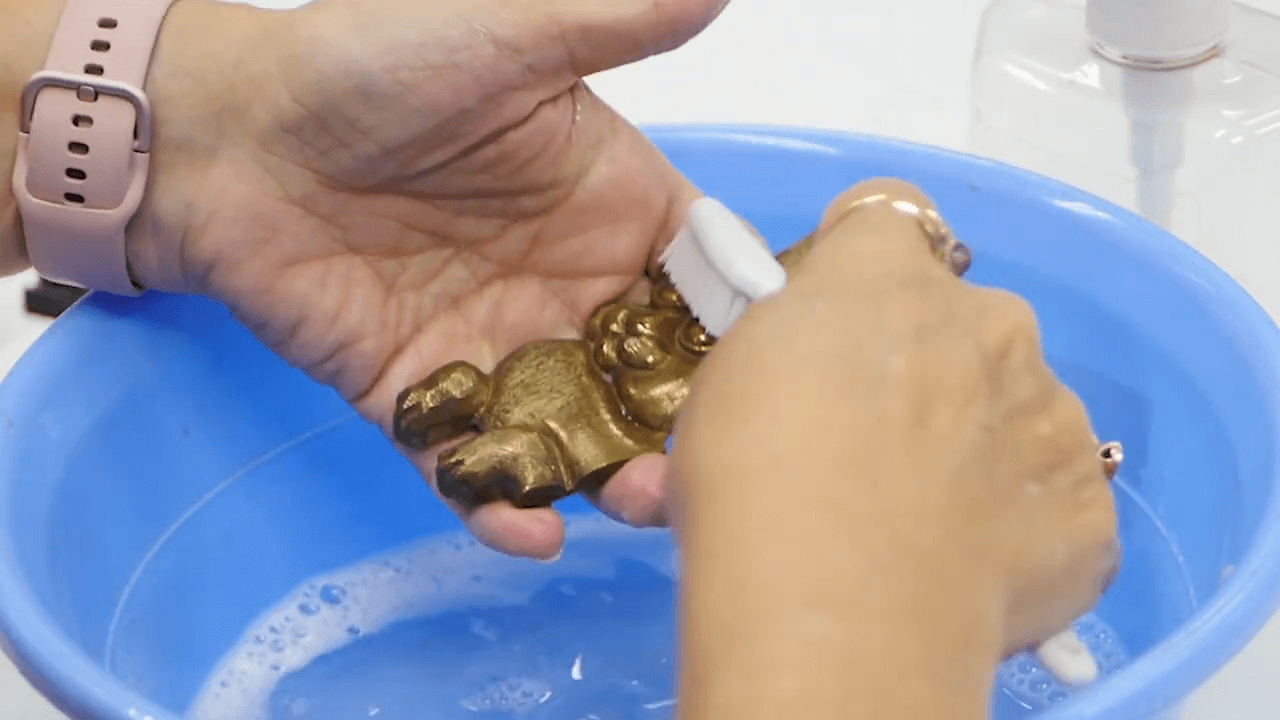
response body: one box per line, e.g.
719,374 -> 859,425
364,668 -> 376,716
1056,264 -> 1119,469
817,178 -> 940,235
972,288 -> 1098,475
802,178 -> 965,288
588,453 -> 670,528
1039,386 -> 1111,491
553,0 -> 732,78
970,286 -> 1051,403
465,502 -> 567,562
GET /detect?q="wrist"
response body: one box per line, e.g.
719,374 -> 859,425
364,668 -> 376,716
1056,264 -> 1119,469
671,431 -> 1008,719
677,504 -> 1004,720
128,0 -> 285,291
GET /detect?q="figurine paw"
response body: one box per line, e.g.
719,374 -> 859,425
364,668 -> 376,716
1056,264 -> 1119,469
394,361 -> 492,451
436,428 -> 573,510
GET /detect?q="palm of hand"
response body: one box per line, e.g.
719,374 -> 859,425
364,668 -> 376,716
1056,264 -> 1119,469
140,3 -> 714,558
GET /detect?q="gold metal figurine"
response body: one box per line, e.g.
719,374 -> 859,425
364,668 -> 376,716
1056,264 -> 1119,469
393,276 -> 705,510
391,179 -> 1118,510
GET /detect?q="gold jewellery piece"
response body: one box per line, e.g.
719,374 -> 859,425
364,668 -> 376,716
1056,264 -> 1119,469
836,189 -> 974,277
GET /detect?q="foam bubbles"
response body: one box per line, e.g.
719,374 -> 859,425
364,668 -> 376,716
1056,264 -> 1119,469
458,678 -> 553,712
186,515 -> 673,720
187,513 -> 1124,720
318,584 -> 347,606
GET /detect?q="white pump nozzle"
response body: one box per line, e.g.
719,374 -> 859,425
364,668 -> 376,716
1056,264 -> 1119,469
1085,0 -> 1232,230
1119,68 -> 1194,228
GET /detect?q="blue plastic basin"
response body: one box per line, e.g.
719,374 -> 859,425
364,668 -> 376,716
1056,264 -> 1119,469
2,125 -> 1280,720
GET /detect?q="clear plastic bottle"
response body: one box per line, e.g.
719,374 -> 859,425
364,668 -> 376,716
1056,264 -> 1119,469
969,0 -> 1280,313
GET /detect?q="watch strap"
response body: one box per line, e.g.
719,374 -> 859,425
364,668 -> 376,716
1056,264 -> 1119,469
12,0 -> 176,296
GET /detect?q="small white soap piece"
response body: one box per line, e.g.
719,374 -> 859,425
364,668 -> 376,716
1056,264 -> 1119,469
1035,628 -> 1099,686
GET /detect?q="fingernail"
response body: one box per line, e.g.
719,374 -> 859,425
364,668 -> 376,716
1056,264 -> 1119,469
535,549 -> 563,564
472,340 -> 506,375
624,508 -> 668,529
623,507 -> 658,529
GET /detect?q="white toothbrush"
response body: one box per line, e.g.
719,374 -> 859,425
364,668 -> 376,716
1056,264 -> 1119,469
658,197 -> 788,338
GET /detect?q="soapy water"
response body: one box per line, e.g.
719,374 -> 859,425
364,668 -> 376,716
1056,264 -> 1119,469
187,515 -> 1128,720
999,615 -> 1129,711
187,515 -> 679,720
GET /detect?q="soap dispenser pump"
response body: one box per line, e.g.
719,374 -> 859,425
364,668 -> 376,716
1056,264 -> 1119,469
969,0 -> 1280,312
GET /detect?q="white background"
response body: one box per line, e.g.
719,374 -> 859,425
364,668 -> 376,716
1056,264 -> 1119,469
3,0 -> 1280,717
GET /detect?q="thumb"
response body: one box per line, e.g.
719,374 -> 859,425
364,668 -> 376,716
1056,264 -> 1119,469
552,0 -> 731,78
803,178 -> 973,283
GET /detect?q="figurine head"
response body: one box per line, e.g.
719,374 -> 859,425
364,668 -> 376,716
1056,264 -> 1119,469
585,280 -> 713,433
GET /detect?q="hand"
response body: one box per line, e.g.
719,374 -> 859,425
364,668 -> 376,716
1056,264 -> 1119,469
43,0 -> 727,559
668,180 -> 1119,717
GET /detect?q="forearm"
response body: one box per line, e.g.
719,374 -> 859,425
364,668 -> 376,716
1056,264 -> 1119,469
673,450 -> 1004,720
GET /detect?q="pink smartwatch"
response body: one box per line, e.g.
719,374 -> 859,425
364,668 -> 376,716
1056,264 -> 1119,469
12,0 -> 176,296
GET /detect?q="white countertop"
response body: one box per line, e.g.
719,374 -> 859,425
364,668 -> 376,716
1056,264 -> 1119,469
3,0 -> 1279,717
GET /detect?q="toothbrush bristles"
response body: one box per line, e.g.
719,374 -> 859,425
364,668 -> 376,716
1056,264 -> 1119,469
660,231 -> 740,338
